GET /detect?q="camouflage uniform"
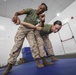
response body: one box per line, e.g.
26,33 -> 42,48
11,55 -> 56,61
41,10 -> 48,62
41,35 -> 54,56
35,24 -> 54,57
8,8 -> 46,64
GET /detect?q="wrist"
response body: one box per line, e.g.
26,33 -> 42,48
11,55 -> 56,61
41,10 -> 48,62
35,26 -> 37,29
14,15 -> 18,17
40,20 -> 45,23
14,12 -> 19,16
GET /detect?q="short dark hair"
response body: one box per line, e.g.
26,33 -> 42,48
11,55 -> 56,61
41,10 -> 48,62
41,3 -> 48,11
53,20 -> 62,26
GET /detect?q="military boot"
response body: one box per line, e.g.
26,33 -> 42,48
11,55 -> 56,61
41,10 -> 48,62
36,59 -> 44,68
2,63 -> 13,75
41,57 -> 54,66
50,55 -> 59,61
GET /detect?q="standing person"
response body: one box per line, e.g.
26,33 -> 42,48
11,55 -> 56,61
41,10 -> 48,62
19,20 -> 62,61
3,3 -> 52,75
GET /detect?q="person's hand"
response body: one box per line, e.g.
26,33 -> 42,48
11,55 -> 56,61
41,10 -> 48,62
12,16 -> 20,25
39,13 -> 45,22
15,19 -> 21,25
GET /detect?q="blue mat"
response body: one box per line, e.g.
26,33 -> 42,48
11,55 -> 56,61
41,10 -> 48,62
0,58 -> 76,75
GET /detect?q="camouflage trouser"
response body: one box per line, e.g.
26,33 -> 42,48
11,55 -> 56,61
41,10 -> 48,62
42,35 -> 54,56
35,30 -> 54,56
8,25 -> 46,64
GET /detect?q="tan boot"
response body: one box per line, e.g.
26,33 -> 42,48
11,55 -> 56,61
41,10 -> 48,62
50,55 -> 59,61
42,57 -> 54,66
36,59 -> 44,68
2,63 -> 13,75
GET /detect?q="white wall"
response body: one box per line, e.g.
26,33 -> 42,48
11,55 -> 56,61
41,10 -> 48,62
0,16 -> 29,66
48,1 -> 76,55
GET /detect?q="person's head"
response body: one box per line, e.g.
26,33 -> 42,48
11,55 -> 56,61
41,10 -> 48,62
51,20 -> 62,33
36,3 -> 48,15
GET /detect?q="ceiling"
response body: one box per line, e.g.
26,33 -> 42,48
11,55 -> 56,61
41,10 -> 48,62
0,0 -> 75,23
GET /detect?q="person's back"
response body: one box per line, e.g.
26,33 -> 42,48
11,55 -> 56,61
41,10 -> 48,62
40,24 -> 52,36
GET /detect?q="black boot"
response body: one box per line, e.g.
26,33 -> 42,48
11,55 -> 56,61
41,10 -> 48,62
36,59 -> 44,68
2,63 -> 13,75
42,57 -> 54,66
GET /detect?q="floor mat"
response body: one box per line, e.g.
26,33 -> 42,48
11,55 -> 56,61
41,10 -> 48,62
0,58 -> 76,75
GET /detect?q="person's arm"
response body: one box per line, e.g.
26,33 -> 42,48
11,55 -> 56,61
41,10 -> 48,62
20,21 -> 36,29
12,8 -> 32,25
39,13 -> 45,27
12,10 -> 26,24
20,21 -> 42,31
